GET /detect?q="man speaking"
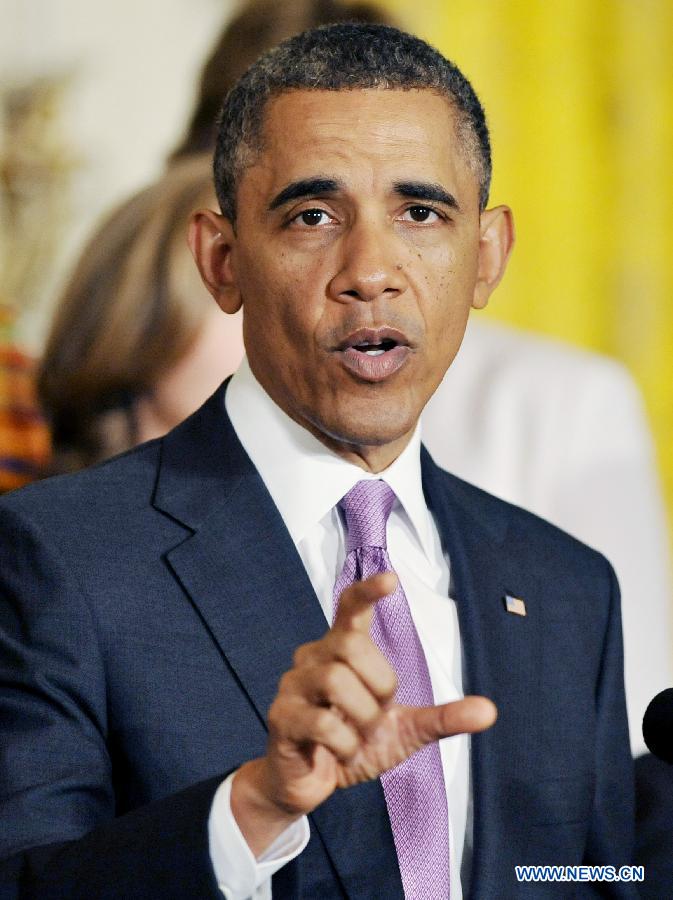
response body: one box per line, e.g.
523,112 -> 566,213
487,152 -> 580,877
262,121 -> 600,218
0,23 -> 635,899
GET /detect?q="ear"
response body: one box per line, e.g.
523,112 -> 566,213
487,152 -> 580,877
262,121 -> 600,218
187,209 -> 242,314
472,205 -> 515,310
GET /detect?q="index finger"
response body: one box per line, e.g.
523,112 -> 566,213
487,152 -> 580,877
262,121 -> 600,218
333,572 -> 397,633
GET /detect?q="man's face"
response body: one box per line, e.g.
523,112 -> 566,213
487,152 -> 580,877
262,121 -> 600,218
201,88 -> 511,470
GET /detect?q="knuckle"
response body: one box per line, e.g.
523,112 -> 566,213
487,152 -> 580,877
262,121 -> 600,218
322,662 -> 348,697
319,630 -> 337,655
359,699 -> 380,724
374,649 -> 397,693
345,729 -> 360,755
293,641 -> 313,667
268,697 -> 288,731
371,659 -> 397,698
313,707 -> 335,738
278,669 -> 297,694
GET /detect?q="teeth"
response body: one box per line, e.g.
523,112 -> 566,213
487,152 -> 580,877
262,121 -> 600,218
365,349 -> 385,356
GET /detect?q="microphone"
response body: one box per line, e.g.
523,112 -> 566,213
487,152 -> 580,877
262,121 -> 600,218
642,688 -> 673,763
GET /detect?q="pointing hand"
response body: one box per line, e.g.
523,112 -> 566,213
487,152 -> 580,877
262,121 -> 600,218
232,572 -> 497,856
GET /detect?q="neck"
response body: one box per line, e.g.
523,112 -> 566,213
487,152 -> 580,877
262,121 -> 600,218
242,356 -> 419,473
302,424 -> 413,473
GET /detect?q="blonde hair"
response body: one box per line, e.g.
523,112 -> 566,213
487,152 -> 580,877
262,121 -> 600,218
38,154 -> 216,474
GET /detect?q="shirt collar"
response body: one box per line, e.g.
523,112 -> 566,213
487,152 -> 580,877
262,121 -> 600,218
225,357 -> 433,557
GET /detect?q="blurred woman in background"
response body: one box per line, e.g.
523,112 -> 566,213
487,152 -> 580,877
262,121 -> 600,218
37,155 -> 242,475
170,0 -> 393,160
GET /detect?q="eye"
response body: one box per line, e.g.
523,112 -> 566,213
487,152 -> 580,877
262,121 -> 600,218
292,208 -> 333,227
402,205 -> 441,223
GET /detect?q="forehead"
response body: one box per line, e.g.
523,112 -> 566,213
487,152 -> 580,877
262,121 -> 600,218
240,88 -> 479,207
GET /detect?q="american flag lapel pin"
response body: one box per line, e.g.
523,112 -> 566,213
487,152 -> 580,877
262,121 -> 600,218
504,594 -> 527,616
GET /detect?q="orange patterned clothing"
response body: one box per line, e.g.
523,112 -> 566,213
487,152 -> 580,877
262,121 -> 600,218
0,346 -> 51,492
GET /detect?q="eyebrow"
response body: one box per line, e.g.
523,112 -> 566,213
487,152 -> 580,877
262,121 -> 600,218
268,178 -> 342,211
267,177 -> 461,213
393,181 -> 461,212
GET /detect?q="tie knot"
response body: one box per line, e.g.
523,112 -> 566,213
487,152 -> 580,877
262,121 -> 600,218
339,479 -> 395,552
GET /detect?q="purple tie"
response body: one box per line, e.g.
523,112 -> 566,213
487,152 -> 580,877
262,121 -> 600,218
333,479 -> 450,899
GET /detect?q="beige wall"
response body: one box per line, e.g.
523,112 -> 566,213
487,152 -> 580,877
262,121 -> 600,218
1,0 -> 235,347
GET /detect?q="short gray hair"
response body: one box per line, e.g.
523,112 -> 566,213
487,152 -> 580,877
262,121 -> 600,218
213,22 -> 492,220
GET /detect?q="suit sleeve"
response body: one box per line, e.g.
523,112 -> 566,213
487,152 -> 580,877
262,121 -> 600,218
583,558 -> 637,894
0,504 -> 223,899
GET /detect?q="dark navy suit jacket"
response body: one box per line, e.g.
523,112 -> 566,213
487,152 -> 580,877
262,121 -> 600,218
0,383 -> 635,898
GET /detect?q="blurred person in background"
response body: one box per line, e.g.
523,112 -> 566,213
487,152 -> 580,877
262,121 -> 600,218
37,154 -> 243,475
169,0 -> 394,161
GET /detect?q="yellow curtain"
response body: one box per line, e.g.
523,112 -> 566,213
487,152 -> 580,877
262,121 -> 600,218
382,0 -> 673,536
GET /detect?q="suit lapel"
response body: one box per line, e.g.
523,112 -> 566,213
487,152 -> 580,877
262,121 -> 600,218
164,474 -> 327,724
154,383 -> 328,722
422,448 -> 540,896
154,384 -> 402,898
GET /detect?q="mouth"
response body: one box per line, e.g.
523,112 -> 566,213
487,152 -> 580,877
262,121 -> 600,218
335,327 -> 412,382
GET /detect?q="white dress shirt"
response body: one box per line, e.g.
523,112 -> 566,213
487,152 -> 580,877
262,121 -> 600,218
208,357 -> 469,899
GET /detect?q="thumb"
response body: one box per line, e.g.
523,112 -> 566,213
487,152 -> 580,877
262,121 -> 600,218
408,696 -> 497,745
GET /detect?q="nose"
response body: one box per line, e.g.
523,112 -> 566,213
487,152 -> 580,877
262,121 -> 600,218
328,217 -> 407,304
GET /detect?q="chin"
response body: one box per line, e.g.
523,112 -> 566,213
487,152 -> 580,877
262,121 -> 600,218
316,401 -> 420,450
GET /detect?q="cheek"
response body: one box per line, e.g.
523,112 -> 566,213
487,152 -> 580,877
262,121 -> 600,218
413,246 -> 477,361
242,264 -> 326,365
277,258 -> 330,333
413,242 -> 475,313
